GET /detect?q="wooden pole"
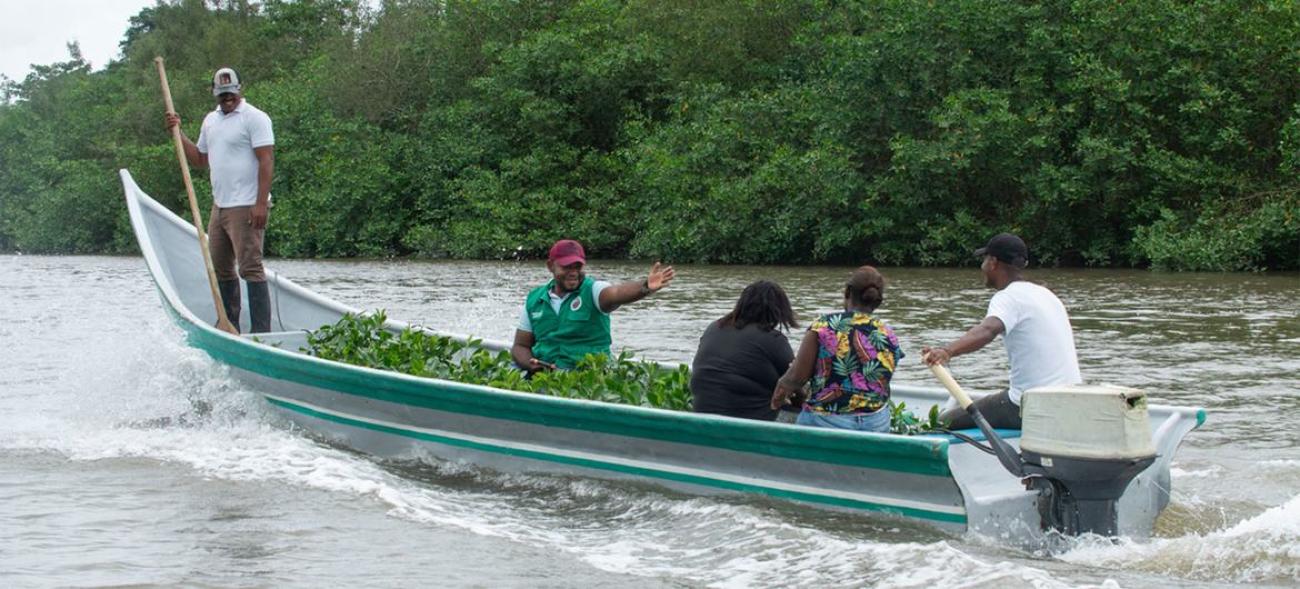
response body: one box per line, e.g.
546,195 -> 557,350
928,363 -> 975,409
155,57 -> 238,335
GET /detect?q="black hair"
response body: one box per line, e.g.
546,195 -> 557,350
718,280 -> 798,332
845,266 -> 885,312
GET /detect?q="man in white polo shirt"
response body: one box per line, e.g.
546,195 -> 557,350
164,67 -> 275,333
921,233 -> 1082,429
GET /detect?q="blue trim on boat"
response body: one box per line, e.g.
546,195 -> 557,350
922,428 -> 1022,444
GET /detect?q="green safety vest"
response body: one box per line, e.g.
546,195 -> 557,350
526,277 -> 612,369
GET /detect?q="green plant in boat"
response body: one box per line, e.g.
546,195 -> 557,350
304,312 -> 933,433
303,311 -> 693,411
890,401 -> 946,435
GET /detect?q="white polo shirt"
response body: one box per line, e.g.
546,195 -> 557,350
196,100 -> 274,208
986,281 -> 1083,405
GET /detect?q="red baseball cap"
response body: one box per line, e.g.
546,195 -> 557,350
548,239 -> 586,266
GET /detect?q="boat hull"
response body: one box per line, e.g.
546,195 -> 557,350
190,320 -> 968,528
122,168 -> 1203,545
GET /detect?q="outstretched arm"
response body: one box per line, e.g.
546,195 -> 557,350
921,316 -> 1005,365
597,262 -> 675,313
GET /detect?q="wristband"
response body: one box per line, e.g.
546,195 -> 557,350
639,279 -> 652,296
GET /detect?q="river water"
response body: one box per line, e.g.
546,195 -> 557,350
2,254 -> 1297,588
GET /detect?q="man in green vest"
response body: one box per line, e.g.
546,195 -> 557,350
512,239 -> 676,372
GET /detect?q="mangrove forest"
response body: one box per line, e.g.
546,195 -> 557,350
1,0 -> 1297,270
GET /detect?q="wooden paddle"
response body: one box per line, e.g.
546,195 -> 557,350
928,363 -> 975,410
927,362 -> 1024,477
155,57 -> 238,335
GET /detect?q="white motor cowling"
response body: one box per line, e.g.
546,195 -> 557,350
1018,384 -> 1158,536
1021,385 -> 1155,460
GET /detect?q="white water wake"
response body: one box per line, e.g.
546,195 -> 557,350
1,321 -> 1107,588
1060,494 -> 1300,584
6,307 -> 1293,587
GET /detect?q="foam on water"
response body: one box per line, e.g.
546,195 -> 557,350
1,320 -> 1098,588
1059,495 -> 1300,583
1258,459 -> 1300,471
5,257 -> 1296,588
1170,465 -> 1224,479
1,320 -> 1278,588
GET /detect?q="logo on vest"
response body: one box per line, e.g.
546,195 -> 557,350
570,297 -> 583,312
531,311 -> 542,319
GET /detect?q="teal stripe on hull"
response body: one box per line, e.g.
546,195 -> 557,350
175,318 -> 955,478
265,395 -> 968,525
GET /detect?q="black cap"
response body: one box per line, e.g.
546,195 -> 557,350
974,233 -> 1028,267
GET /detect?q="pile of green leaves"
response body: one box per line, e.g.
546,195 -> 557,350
303,311 -> 692,411
889,401 -> 947,436
303,311 -> 946,434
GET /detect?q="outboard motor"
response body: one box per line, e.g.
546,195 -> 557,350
1019,385 -> 1157,536
929,366 -> 1157,537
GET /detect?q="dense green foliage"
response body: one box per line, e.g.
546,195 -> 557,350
304,311 -> 695,410
2,0 -> 1297,269
302,311 -> 942,434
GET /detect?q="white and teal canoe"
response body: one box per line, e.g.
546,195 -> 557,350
121,169 -> 1204,546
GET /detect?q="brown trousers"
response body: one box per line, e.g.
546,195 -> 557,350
208,206 -> 266,282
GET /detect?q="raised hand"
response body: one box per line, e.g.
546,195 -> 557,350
646,261 -> 675,292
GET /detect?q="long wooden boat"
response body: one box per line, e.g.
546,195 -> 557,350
121,169 -> 1204,546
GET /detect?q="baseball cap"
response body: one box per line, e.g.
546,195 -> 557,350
974,233 -> 1029,267
548,239 -> 586,267
212,67 -> 242,96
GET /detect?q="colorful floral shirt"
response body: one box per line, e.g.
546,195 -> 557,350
805,311 -> 904,415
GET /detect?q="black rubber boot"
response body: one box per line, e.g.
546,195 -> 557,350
217,279 -> 242,334
247,280 -> 272,333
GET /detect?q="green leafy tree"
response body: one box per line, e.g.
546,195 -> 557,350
1,0 -> 1296,269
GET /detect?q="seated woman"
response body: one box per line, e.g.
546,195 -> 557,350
690,280 -> 798,421
771,266 -> 904,432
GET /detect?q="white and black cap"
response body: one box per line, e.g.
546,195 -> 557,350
212,67 -> 241,96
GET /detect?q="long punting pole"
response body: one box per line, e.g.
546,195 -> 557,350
154,57 -> 238,335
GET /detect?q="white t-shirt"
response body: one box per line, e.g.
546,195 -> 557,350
196,100 -> 274,208
986,281 -> 1082,405
517,280 -> 612,332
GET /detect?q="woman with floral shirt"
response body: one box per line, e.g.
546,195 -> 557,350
771,266 -> 904,432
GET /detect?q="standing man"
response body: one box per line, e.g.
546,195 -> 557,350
164,67 -> 275,333
512,239 -> 676,372
921,233 -> 1082,429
